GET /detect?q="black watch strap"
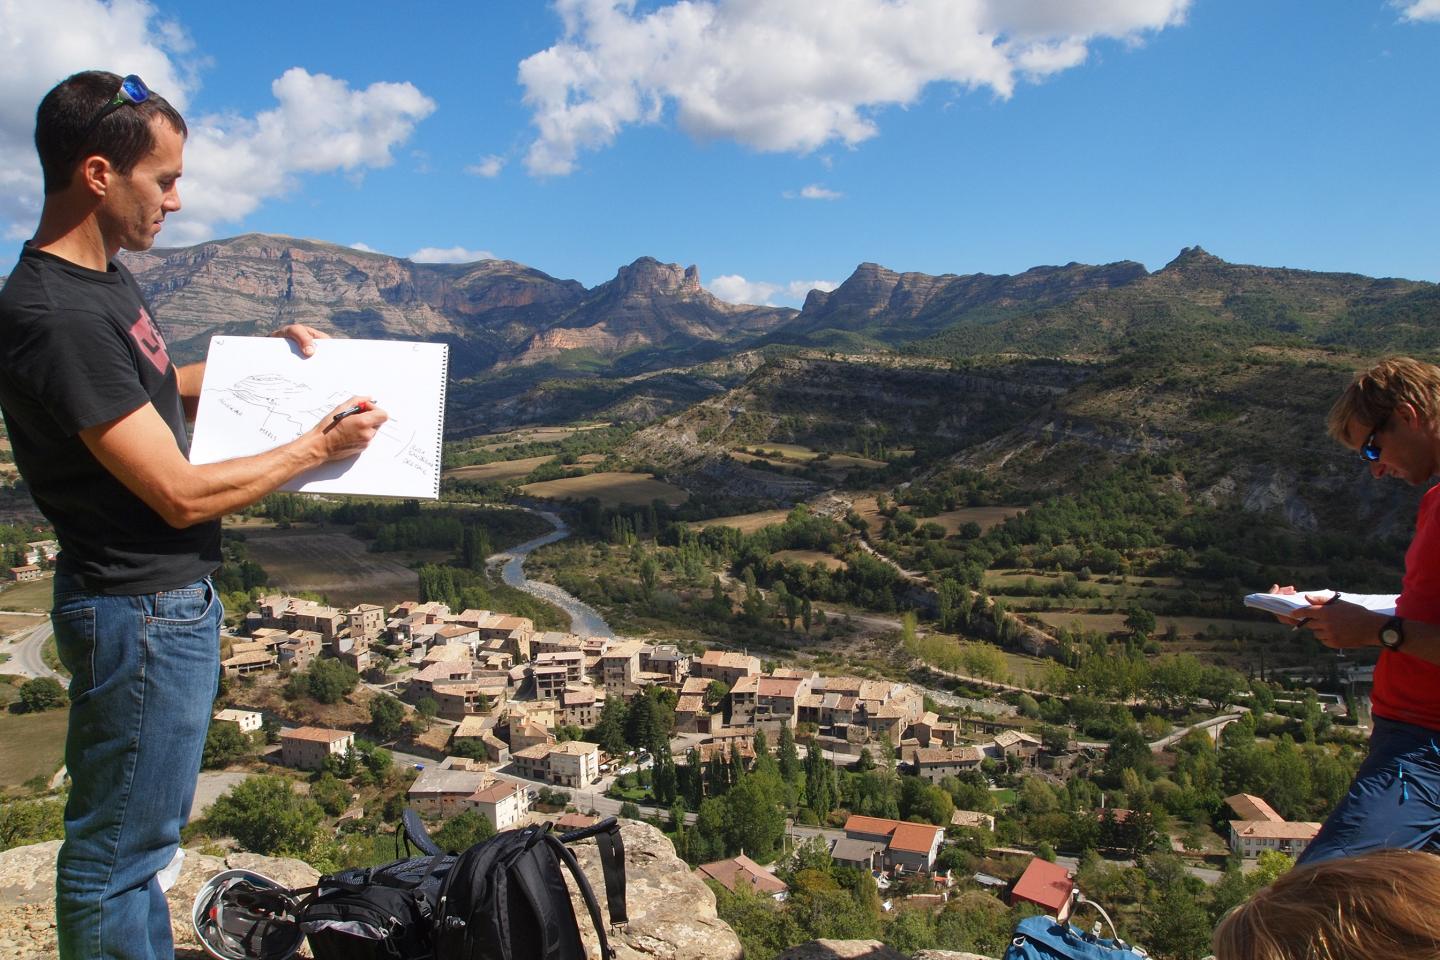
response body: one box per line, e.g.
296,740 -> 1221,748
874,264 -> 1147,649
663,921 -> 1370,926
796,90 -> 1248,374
1380,616 -> 1406,651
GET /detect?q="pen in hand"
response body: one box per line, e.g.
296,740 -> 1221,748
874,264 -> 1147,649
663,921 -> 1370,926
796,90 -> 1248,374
1294,592 -> 1343,631
331,401 -> 374,425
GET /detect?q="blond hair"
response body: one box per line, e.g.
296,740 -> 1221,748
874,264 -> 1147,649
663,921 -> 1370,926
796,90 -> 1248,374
1327,356 -> 1440,445
1213,849 -> 1440,960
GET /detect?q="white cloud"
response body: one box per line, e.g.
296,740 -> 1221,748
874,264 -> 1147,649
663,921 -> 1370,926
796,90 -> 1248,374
707,274 -> 837,307
466,154 -> 505,177
408,245 -> 496,264
175,68 -> 435,243
350,242 -> 379,253
518,0 -> 1191,175
784,184 -> 843,201
0,0 -> 435,244
1395,0 -> 1440,21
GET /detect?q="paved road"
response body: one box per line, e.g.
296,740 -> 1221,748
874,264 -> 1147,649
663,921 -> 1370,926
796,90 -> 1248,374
2,617 -> 62,680
190,771 -> 252,823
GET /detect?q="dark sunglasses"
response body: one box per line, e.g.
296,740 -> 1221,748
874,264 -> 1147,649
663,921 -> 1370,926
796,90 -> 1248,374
1361,415 -> 1389,462
69,74 -> 152,162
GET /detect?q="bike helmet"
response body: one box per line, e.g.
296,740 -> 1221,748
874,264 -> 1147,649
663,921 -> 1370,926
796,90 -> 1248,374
191,868 -> 305,960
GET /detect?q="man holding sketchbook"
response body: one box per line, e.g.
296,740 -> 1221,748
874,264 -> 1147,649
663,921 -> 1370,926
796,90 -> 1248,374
0,71 -> 386,959
1275,357 -> 1440,865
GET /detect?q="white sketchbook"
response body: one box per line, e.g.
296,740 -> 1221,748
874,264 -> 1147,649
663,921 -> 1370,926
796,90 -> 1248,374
189,336 -> 448,499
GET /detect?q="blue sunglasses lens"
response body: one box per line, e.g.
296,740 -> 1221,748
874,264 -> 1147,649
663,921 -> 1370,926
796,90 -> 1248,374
118,75 -> 150,105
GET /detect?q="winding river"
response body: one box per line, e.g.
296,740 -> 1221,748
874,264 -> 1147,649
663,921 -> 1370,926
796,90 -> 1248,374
489,508 -> 615,638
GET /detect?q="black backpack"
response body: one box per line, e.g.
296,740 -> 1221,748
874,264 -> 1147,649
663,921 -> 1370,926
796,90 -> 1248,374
300,852 -> 452,960
294,810 -> 627,960
435,816 -> 628,960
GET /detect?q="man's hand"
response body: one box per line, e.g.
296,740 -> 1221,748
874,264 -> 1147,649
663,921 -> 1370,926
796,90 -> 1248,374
313,397 -> 386,461
1295,595 -> 1385,649
1267,583 -> 1304,626
271,323 -> 330,358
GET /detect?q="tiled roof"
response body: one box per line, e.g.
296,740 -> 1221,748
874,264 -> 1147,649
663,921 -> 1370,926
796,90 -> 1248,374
889,822 -> 944,855
1011,857 -> 1073,913
696,854 -> 788,895
283,726 -> 352,744
1225,794 -> 1284,823
470,781 -> 521,804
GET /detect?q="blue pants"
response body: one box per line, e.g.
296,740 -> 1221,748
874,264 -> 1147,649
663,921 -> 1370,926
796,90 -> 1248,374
51,573 -> 221,960
1297,715 -> 1440,866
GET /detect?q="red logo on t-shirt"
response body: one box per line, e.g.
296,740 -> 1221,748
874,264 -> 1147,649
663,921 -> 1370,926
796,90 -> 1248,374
128,307 -> 170,374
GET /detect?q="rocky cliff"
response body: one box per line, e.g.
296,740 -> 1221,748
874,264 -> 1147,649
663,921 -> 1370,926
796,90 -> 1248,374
0,822 -> 742,960
113,238 -> 793,378
504,257 -> 793,368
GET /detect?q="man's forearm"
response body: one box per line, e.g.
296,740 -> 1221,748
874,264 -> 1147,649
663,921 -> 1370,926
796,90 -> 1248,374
81,398 -> 384,528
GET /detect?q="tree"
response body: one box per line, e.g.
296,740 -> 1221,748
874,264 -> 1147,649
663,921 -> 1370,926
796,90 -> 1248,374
369,693 -> 406,741
638,553 -> 659,597
202,721 -> 252,769
778,722 -> 801,786
590,696 -> 629,757
17,677 -> 66,713
0,796 -> 65,851
1123,604 -> 1156,638
434,809 -> 495,851
804,743 -> 835,817
204,776 -> 323,856
307,658 -> 358,704
309,773 -> 351,816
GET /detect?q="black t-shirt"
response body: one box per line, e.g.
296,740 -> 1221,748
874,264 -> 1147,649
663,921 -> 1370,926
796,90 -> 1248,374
0,244 -> 219,594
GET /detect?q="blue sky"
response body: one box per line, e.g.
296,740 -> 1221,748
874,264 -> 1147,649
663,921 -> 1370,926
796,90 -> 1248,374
1,0 -> 1436,305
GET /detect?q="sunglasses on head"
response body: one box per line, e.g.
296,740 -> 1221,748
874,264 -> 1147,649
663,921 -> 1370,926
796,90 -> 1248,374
69,74 -> 152,162
1361,415 -> 1389,462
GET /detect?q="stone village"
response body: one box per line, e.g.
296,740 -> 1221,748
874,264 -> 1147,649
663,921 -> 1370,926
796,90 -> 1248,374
211,592 -> 1318,905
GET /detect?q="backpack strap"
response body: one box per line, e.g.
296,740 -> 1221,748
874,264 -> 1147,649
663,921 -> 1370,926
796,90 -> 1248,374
401,807 -> 446,857
545,834 -> 618,960
560,816 -> 628,927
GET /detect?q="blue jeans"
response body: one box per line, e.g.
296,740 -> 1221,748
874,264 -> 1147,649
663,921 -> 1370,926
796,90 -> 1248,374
1297,715 -> 1440,866
51,573 -> 222,960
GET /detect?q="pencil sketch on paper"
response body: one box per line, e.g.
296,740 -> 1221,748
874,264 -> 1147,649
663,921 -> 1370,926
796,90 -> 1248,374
189,337 -> 448,498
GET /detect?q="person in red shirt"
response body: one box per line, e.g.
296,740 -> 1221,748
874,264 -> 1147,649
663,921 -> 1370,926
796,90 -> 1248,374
1283,357 -> 1440,865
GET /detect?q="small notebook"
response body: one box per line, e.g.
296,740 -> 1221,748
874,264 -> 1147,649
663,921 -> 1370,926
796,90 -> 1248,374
189,336 -> 448,499
1244,590 -> 1398,617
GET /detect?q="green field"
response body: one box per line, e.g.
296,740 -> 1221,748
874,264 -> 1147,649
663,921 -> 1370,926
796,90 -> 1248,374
0,577 -> 55,613
443,454 -> 556,483
771,549 -> 848,571
0,680 -> 68,792
233,524 -> 428,609
520,472 -> 689,508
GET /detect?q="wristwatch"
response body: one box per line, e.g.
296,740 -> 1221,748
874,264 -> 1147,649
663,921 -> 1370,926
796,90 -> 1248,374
1380,616 -> 1406,651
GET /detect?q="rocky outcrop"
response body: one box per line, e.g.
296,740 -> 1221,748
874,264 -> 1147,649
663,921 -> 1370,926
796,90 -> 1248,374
503,257 -> 794,368
788,259 -> 1147,337
0,822 -> 740,960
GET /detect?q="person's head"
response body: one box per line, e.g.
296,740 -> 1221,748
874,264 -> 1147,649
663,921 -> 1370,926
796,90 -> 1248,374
36,71 -> 186,194
1328,356 -> 1440,485
1213,849 -> 1440,960
34,71 -> 187,253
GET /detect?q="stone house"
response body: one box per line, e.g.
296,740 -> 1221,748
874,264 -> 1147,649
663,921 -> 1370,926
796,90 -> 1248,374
280,727 -> 353,771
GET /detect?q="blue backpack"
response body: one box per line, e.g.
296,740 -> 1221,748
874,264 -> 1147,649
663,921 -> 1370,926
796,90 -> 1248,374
1003,915 -> 1149,960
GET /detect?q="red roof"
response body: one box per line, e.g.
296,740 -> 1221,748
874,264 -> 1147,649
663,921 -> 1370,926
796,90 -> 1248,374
1010,857 -> 1073,915
842,815 -> 944,854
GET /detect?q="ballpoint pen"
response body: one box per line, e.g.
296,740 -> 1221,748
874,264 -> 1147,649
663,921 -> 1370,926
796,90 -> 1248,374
331,401 -> 374,425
